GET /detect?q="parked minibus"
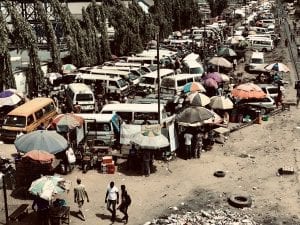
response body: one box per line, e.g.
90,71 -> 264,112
249,38 -> 274,52
75,73 -> 130,96
0,97 -> 58,141
160,73 -> 202,95
77,113 -> 121,147
66,83 -> 95,112
100,103 -> 169,124
138,69 -> 175,91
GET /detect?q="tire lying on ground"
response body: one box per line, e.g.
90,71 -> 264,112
228,194 -> 252,208
213,170 -> 226,177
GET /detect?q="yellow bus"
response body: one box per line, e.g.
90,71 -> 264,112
0,97 -> 58,141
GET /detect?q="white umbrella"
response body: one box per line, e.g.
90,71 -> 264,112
210,96 -> 234,110
185,92 -> 210,107
61,64 -> 77,74
131,130 -> 169,150
208,57 -> 233,68
264,62 -> 290,73
220,73 -> 230,82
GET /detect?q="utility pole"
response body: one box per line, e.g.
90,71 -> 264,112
156,32 -> 161,125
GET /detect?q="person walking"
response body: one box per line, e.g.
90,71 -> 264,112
296,87 -> 300,108
105,181 -> 119,222
74,178 -> 89,221
184,131 -> 193,160
118,185 -> 131,224
142,149 -> 151,176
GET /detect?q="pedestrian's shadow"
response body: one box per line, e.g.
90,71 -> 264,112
95,213 -> 123,223
70,210 -> 85,221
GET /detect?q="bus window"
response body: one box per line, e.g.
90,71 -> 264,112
116,112 -> 132,121
35,109 -> 44,120
27,115 -> 34,125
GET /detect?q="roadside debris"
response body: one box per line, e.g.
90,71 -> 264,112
147,208 -> 257,225
277,166 -> 295,175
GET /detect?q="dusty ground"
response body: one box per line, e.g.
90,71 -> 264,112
1,13 -> 300,225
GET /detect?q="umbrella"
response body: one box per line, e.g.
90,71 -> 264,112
14,130 -> 68,154
185,92 -> 210,107
131,130 -> 169,150
52,113 -> 84,133
6,89 -> 25,98
231,83 -> 266,99
176,106 -> 214,127
0,90 -> 22,106
203,78 -> 218,89
183,82 -> 206,93
220,73 -> 230,82
208,56 -> 233,69
23,150 -> 55,164
204,72 -> 223,83
218,47 -> 237,57
210,96 -> 234,110
29,175 -> 67,201
264,62 -> 290,73
203,110 -> 223,124
61,64 -> 77,74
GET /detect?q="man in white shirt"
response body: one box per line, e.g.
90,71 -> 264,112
184,132 -> 193,160
105,181 -> 119,222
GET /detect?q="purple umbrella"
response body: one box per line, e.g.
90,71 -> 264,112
203,72 -> 223,83
0,90 -> 22,106
203,78 -> 218,89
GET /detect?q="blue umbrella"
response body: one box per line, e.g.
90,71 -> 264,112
0,90 -> 22,106
14,130 -> 68,154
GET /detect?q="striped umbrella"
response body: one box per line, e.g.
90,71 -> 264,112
131,130 -> 169,150
185,92 -> 210,107
52,113 -> 84,133
183,82 -> 206,93
231,83 -> 266,99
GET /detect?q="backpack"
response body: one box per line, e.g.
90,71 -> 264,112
125,194 -> 131,206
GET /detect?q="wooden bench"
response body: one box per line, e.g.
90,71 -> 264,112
9,204 -> 29,221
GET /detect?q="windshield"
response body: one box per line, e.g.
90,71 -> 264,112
76,94 -> 93,101
161,78 -> 175,88
87,122 -> 111,132
117,79 -> 128,88
190,67 -> 203,74
137,69 -> 146,75
251,58 -> 264,64
4,115 -> 26,127
140,77 -> 155,85
128,73 -> 139,81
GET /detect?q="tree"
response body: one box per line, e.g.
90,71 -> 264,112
0,10 -> 15,91
8,1 -> 44,96
35,0 -> 61,72
208,0 -> 228,17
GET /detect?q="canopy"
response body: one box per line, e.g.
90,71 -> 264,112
176,106 -> 214,127
131,130 -> 169,150
29,175 -> 67,201
14,130 -> 68,154
231,83 -> 266,99
210,96 -> 234,110
52,113 -> 84,133
183,82 -> 206,93
185,92 -> 210,107
0,90 -> 22,106
23,150 -> 55,164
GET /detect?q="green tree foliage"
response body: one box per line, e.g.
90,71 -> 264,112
149,0 -> 202,39
86,0 -> 110,63
8,1 -> 44,96
51,0 -> 88,67
208,0 -> 228,17
0,10 -> 15,90
35,0 -> 61,72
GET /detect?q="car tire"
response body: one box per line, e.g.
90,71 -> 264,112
228,194 -> 252,208
260,108 -> 267,115
213,170 -> 226,177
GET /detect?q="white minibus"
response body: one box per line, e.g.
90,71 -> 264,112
77,113 -> 121,147
160,73 -> 202,95
76,73 -> 130,96
66,83 -> 95,112
250,38 -> 274,52
100,103 -> 169,124
138,69 -> 175,91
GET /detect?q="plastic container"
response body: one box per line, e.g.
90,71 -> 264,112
102,156 -> 113,164
262,115 -> 269,121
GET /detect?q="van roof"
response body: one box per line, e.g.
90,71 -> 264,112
68,83 -> 93,93
8,97 -> 54,117
89,68 -> 132,75
75,113 -> 116,122
141,69 -> 174,78
162,73 -> 199,80
251,51 -> 264,58
76,73 -> 123,81
101,103 -> 165,113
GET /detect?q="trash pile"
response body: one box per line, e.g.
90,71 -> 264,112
145,208 -> 258,225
